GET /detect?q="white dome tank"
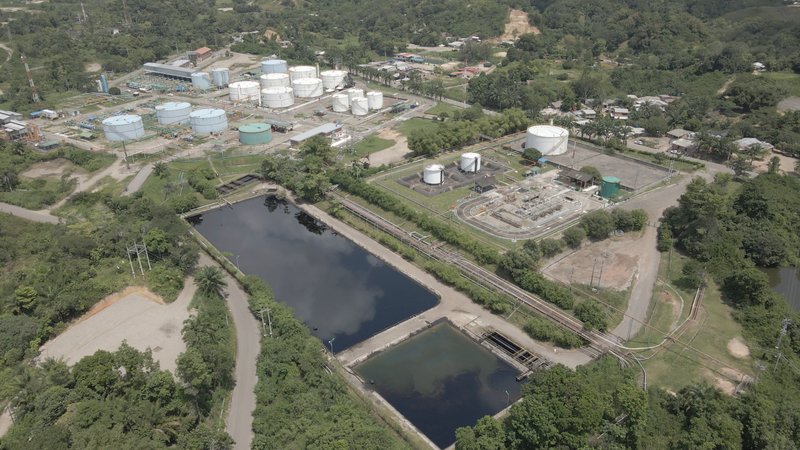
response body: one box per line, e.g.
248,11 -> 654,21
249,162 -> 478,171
366,91 -> 384,110
525,125 -> 569,156
229,81 -> 261,102
155,102 -> 192,125
190,108 -> 227,134
261,87 -> 295,108
347,88 -> 364,102
191,72 -> 211,90
320,70 -> 347,90
289,65 -> 317,81
423,164 -> 445,185
211,68 -> 229,88
261,59 -> 288,74
260,73 -> 290,89
102,114 -> 145,141
292,78 -> 323,98
331,93 -> 350,112
459,152 -> 481,173
351,97 -> 369,116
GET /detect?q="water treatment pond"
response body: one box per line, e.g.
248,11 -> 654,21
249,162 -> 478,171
356,322 -> 522,448
190,196 -> 438,351
763,267 -> 800,310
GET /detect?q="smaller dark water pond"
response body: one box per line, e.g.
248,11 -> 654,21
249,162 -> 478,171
356,323 -> 522,448
189,196 -> 439,351
763,267 -> 800,310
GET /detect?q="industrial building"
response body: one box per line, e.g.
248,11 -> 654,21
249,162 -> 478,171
2,120 -> 27,139
143,63 -> 195,80
289,123 -> 342,145
189,47 -> 212,63
0,110 -> 22,124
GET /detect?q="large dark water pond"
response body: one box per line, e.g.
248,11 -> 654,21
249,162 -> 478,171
763,267 -> 800,311
189,196 -> 438,351
356,323 -> 522,448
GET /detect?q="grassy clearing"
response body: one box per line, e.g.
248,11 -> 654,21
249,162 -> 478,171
443,86 -> 468,102
394,117 -> 440,136
0,176 -> 75,209
763,72 -> 800,96
352,135 -> 395,157
139,158 -> 211,206
426,102 -> 462,116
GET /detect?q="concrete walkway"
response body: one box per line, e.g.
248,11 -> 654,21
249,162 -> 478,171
0,202 -> 59,223
123,163 -> 154,196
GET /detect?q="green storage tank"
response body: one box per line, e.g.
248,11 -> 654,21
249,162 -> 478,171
238,123 -> 272,145
600,176 -> 621,198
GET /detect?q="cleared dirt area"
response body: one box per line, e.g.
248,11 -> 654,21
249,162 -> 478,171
778,96 -> 800,112
369,128 -> 411,166
752,151 -> 798,174
20,159 -> 85,179
84,62 -> 102,72
709,367 -> 751,395
727,337 -> 751,359
493,9 -> 540,42
543,232 -> 645,291
39,282 -> 195,373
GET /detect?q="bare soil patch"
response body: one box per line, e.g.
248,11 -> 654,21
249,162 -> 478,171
751,151 -> 797,174
707,367 -> 751,396
84,62 -> 102,72
493,9 -> 540,43
660,290 -> 682,329
369,128 -> 411,166
20,159 -> 85,179
778,96 -> 800,112
727,336 -> 751,359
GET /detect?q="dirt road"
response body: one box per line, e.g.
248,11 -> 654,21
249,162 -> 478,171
0,202 -> 59,223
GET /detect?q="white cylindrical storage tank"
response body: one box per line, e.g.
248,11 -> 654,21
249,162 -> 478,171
320,70 -> 347,90
351,97 -> 369,116
102,114 -> 145,141
292,78 -> 323,98
261,87 -> 295,108
331,93 -> 350,112
288,65 -> 316,82
190,108 -> 227,134
423,164 -> 445,185
347,88 -> 364,103
525,125 -> 569,156
229,81 -> 261,102
191,72 -> 211,90
211,68 -> 229,88
155,102 -> 192,125
259,73 -> 290,89
366,91 -> 384,110
261,59 -> 288,74
459,152 -> 482,173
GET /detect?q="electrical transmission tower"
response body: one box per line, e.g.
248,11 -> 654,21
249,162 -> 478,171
774,318 -> 792,371
125,242 -> 151,278
20,54 -> 40,103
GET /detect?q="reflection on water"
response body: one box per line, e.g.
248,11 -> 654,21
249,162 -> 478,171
763,267 -> 800,310
190,196 -> 439,351
356,323 -> 521,448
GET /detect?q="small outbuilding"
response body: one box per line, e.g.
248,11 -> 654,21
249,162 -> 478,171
474,176 -> 496,193
558,168 -> 594,189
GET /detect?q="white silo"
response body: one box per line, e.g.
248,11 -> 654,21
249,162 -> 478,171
347,88 -> 364,103
191,72 -> 212,90
292,78 -> 323,98
261,87 -> 295,108
351,97 -> 369,116
331,93 -> 350,112
289,65 -> 317,82
423,164 -> 445,185
102,115 -> 145,141
260,73 -> 291,89
320,70 -> 347,90
525,125 -> 569,156
229,81 -> 261,102
211,68 -> 229,88
261,59 -> 288,74
459,152 -> 481,173
155,102 -> 192,125
190,109 -> 228,134
366,91 -> 384,110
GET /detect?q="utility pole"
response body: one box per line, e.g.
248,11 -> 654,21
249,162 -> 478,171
125,242 -> 151,277
774,318 -> 792,371
258,308 -> 272,337
20,54 -> 40,103
121,141 -> 130,169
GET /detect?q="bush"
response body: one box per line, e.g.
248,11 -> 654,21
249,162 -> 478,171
147,263 -> 185,301
513,270 -> 574,309
574,300 -> 608,331
524,316 -> 583,348
540,238 -> 564,258
562,227 -> 586,249
170,194 -> 200,213
581,210 -> 615,240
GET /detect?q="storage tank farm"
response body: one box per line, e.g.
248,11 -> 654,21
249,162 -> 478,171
331,93 -> 350,112
102,115 -> 145,141
259,73 -> 291,89
525,125 -> 569,155
229,81 -> 261,103
423,164 -> 445,185
288,65 -> 317,82
211,68 -> 229,88
320,70 -> 347,90
459,152 -> 481,173
366,91 -> 384,110
347,88 -> 365,103
155,102 -> 192,125
189,108 -> 227,134
261,87 -> 294,108
191,72 -> 212,90
292,78 -> 323,98
351,97 -> 369,116
238,123 -> 272,145
261,59 -> 288,74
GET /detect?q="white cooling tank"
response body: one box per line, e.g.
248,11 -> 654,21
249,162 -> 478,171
320,70 -> 347,90
211,68 -> 229,87
102,114 -> 145,141
289,65 -> 317,81
191,72 -> 211,90
423,164 -> 445,185
229,81 -> 261,102
261,87 -> 294,108
190,108 -> 227,134
259,73 -> 290,88
155,102 -> 192,125
261,59 -> 288,74
347,88 -> 364,102
351,97 -> 369,116
292,78 -> 323,98
459,152 -> 481,173
366,91 -> 384,110
525,125 -> 569,156
332,93 -> 350,112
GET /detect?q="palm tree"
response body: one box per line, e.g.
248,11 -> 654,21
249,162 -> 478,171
193,266 -> 227,297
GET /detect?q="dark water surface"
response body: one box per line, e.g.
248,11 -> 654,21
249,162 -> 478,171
356,323 -> 522,448
190,196 -> 438,351
763,267 -> 800,310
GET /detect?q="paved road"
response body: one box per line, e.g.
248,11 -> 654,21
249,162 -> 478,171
124,163 -> 154,196
0,202 -> 59,223
197,253 -> 260,450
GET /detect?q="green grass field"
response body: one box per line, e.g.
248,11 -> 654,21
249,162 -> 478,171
763,72 -> 800,97
394,117 -> 440,136
353,135 -> 395,158
426,102 -> 462,116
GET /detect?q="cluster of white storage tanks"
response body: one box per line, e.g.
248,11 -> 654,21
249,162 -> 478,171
261,59 -> 288,74
189,108 -> 227,134
155,102 -> 192,125
367,91 -> 383,110
261,87 -> 295,108
423,164 -> 445,185
524,125 -> 569,156
191,72 -> 212,90
229,81 -> 261,102
211,68 -> 229,88
102,114 -> 146,141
